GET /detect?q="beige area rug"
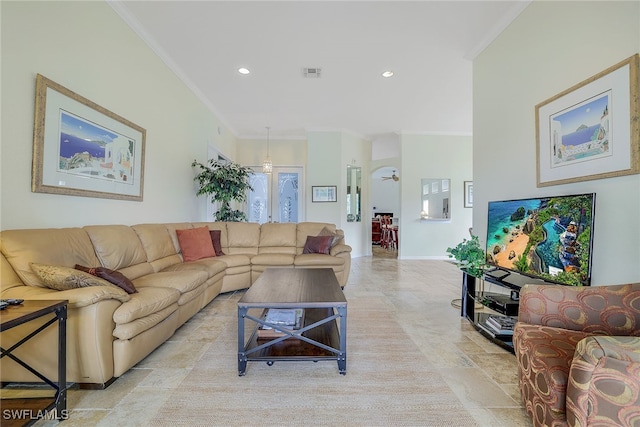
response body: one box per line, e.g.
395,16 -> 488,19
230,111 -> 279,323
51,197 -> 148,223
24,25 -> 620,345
150,296 -> 479,426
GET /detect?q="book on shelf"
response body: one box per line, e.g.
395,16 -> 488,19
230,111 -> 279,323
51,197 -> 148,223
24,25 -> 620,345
485,315 -> 516,335
258,308 -> 304,338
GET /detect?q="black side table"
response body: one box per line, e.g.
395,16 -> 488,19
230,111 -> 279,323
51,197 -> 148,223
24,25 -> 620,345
1,300 -> 68,426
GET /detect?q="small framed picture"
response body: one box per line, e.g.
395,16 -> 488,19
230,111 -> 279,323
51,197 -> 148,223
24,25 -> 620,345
312,186 -> 337,202
464,181 -> 473,208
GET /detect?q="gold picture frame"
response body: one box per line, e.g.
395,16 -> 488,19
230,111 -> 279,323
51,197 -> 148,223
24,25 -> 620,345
535,54 -> 639,187
32,74 -> 146,201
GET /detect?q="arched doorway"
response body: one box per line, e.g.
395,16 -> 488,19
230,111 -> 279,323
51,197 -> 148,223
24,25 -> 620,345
371,166 -> 400,258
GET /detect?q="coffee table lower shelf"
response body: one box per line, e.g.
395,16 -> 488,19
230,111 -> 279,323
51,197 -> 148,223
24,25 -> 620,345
238,307 -> 346,375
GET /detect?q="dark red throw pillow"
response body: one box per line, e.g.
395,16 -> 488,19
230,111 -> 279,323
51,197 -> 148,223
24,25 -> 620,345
209,230 -> 225,256
75,264 -> 137,294
302,235 -> 333,255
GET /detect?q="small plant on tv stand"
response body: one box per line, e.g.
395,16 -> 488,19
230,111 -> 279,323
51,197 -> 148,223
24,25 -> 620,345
447,234 -> 492,310
446,235 -> 489,279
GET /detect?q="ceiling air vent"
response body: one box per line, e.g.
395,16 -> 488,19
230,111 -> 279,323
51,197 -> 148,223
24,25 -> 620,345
302,67 -> 322,78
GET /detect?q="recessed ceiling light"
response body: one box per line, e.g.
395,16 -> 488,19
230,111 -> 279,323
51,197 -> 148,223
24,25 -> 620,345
382,71 -> 394,78
238,67 -> 250,75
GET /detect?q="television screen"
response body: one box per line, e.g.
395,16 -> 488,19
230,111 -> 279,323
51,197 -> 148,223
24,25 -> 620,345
486,193 -> 595,286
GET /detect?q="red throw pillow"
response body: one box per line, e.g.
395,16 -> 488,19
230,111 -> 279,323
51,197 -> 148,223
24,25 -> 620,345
176,226 -> 216,262
75,264 -> 137,294
303,235 -> 333,254
209,230 -> 225,256
318,226 -> 344,248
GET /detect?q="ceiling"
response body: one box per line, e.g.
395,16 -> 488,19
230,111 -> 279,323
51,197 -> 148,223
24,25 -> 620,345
110,1 -> 530,140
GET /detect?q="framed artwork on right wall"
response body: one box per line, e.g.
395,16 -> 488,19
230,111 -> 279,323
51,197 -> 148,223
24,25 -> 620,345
535,54 -> 639,187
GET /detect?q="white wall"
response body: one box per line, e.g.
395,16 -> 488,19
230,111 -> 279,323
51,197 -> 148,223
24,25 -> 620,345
236,137 -> 307,168
1,1 -> 235,230
473,1 -> 640,285
339,132 -> 371,258
399,134 -> 473,259
371,166 -> 401,217
304,131 -> 370,257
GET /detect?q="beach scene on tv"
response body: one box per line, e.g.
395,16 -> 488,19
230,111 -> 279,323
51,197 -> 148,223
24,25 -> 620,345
486,194 -> 594,286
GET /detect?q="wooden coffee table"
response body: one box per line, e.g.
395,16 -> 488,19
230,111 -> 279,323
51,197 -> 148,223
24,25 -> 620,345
237,268 -> 347,375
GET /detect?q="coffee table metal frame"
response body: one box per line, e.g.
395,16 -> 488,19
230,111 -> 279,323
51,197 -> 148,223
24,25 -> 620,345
237,268 -> 347,376
1,300 -> 68,424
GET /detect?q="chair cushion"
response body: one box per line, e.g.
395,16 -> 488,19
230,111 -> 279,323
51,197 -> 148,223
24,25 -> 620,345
514,323 -> 593,415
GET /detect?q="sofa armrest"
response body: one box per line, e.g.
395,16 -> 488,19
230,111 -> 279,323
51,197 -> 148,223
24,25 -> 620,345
566,336 -> 640,426
518,283 -> 640,334
330,244 -> 352,257
2,284 -> 130,308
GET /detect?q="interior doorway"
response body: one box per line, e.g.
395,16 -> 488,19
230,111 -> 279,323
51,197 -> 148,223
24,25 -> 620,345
371,166 -> 400,258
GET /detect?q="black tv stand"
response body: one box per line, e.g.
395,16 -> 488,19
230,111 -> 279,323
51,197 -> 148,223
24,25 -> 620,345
485,269 -> 549,291
461,270 -> 556,353
484,268 -> 511,281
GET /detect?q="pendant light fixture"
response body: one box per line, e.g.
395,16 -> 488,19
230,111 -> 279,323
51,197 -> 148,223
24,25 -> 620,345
262,126 -> 273,174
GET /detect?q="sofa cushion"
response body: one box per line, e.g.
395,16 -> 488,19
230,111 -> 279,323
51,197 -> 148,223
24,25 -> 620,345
75,264 -> 137,294
226,222 -> 260,255
176,226 -> 215,261
132,224 -> 179,262
113,304 -> 178,340
163,257 -> 227,277
215,254 -> 252,269
258,223 -> 297,254
132,270 -> 208,295
303,235 -> 333,254
1,228 -> 102,288
251,253 -> 295,266
113,286 -> 180,324
30,263 -> 120,292
296,222 -> 336,253
84,225 -> 148,271
294,254 -> 345,266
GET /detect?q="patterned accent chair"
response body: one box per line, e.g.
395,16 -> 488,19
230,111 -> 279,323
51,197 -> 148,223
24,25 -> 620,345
513,283 -> 640,427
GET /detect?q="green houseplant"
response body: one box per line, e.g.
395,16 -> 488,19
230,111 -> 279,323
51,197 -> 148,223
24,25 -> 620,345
446,234 -> 489,279
447,234 -> 490,310
191,159 -> 254,222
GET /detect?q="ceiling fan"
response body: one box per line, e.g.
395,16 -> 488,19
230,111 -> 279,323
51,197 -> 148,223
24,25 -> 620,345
382,171 -> 399,182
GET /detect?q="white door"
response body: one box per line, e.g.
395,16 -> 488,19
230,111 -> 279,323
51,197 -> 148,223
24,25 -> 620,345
248,167 -> 304,223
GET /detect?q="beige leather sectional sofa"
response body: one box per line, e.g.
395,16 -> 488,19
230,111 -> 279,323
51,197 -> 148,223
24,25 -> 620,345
0,221 -> 351,388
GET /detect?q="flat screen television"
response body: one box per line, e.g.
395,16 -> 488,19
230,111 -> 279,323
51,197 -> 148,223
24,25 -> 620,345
486,193 -> 595,286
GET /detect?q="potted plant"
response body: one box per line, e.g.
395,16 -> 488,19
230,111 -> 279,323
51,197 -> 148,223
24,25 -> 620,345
191,159 -> 254,222
446,234 -> 490,314
446,234 -> 489,279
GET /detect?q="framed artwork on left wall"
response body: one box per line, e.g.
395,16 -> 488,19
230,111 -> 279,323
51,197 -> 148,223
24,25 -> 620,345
32,74 -> 146,201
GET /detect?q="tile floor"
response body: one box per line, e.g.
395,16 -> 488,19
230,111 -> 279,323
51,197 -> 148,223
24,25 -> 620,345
33,256 -> 532,426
